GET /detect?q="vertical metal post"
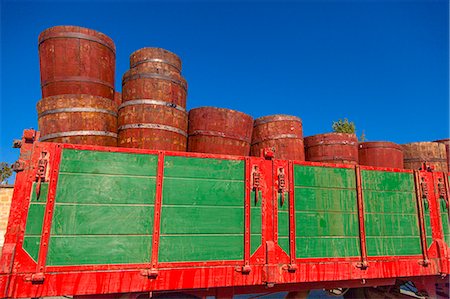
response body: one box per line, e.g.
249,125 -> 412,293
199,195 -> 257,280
413,170 -> 430,266
288,161 -> 297,271
355,166 -> 368,269
243,158 -> 251,273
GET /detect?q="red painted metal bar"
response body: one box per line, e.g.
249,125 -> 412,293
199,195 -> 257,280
444,173 -> 450,216
355,165 -> 368,269
288,161 -> 296,269
243,158 -> 251,271
413,170 -> 430,266
34,144 -> 62,281
149,152 -> 165,276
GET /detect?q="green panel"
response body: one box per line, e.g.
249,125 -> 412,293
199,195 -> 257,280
52,204 -> 154,235
424,201 -> 433,248
440,198 -> 450,245
361,171 -> 414,191
160,206 -> 243,234
59,149 -> 158,176
278,192 -> 289,253
47,236 -> 152,265
163,178 -> 243,206
47,149 -> 157,266
164,156 -> 244,180
296,211 -> 359,237
251,190 -> 262,254
296,237 -> 360,258
294,165 -> 359,258
295,187 -> 357,212
362,170 -> 421,256
56,174 -> 156,204
158,236 -> 243,262
160,156 -> 245,262
23,183 -> 49,262
294,165 -> 356,188
366,236 -> 421,256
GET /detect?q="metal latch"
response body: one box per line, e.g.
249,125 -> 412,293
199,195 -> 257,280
252,166 -> 261,204
438,178 -> 449,208
140,269 -> 158,279
278,168 -> 287,206
235,265 -> 251,274
35,152 -> 49,199
420,177 -> 429,199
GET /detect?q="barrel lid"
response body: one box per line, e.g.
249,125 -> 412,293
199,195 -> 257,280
254,114 -> 301,126
358,141 -> 402,151
38,25 -> 116,54
130,47 -> 182,71
189,106 -> 253,121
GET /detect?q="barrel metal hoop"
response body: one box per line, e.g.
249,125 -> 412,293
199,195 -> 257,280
40,130 -> 118,141
130,58 -> 181,72
254,116 -> 301,126
119,123 -> 188,137
119,99 -> 186,112
359,145 -> 403,151
39,32 -> 116,54
308,156 -> 357,163
404,158 -> 447,163
189,130 -> 251,143
306,140 -> 357,148
39,107 -> 117,117
41,76 -> 115,89
251,134 -> 302,146
122,73 -> 187,91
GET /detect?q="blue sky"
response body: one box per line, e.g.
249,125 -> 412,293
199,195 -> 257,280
1,0 -> 449,169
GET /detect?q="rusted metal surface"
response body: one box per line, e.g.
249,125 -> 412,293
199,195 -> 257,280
113,91 -> 122,107
434,139 -> 449,171
129,47 -> 182,78
37,94 -> 117,146
188,107 -> 253,156
118,101 -> 187,151
251,115 -> 305,161
304,132 -> 358,164
403,142 -> 447,172
39,26 -> 116,99
358,141 -> 403,169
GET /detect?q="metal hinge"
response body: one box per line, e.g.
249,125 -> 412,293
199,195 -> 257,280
35,152 -> 49,199
278,168 -> 287,206
140,269 -> 158,279
252,166 -> 261,204
420,178 -> 429,199
235,265 -> 251,274
11,160 -> 25,172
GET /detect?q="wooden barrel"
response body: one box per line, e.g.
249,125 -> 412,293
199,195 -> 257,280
402,142 -> 447,172
304,133 -> 358,164
251,114 -> 304,160
129,47 -> 182,78
188,107 -> 253,156
122,67 -> 187,108
358,141 -> 403,169
114,91 -> 122,107
39,26 -> 116,99
37,94 -> 117,146
434,139 -> 449,171
118,100 -> 187,151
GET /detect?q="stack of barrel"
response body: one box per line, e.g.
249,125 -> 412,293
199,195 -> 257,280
402,141 -> 448,172
37,25 -> 118,146
119,48 -> 188,151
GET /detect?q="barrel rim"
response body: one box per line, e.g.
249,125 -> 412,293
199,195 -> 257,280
304,132 -> 357,142
254,114 -> 302,126
130,47 -> 182,67
189,106 -> 253,121
433,138 -> 450,143
358,141 -> 402,151
122,69 -> 187,90
38,25 -> 116,53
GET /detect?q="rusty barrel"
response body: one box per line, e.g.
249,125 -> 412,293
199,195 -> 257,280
39,26 -> 116,99
358,141 -> 403,169
188,107 -> 253,156
118,100 -> 187,151
114,91 -> 122,107
130,47 -> 182,78
37,94 -> 117,146
434,139 -> 449,171
402,142 -> 447,172
251,115 -> 304,160
304,133 -> 358,164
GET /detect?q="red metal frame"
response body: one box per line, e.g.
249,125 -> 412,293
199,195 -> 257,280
0,131 -> 449,298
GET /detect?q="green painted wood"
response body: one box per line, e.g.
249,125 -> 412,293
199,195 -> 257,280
158,236 -> 243,262
56,174 -> 156,204
250,190 -> 262,254
52,204 -> 154,235
47,236 -> 152,265
294,165 -> 359,258
163,178 -> 243,206
362,170 -> 421,256
23,183 -> 49,262
60,149 -> 158,176
164,156 -> 244,180
46,149 -> 158,266
296,237 -> 360,258
423,201 -> 433,249
160,156 -> 245,262
278,192 -> 289,253
294,166 -> 356,188
440,198 -> 450,245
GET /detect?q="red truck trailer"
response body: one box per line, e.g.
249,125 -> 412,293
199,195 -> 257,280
0,130 -> 448,298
